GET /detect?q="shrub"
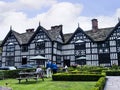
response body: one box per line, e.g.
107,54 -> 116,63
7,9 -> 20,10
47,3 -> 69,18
104,70 -> 120,76
92,77 -> 106,90
111,63 -> 119,70
52,73 -> 104,81
1,68 -> 35,79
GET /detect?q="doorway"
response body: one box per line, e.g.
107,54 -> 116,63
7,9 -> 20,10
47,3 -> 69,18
63,59 -> 70,67
22,57 -> 27,65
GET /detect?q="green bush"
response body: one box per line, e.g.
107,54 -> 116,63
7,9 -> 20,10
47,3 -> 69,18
104,70 -> 120,76
111,64 -> 119,70
0,71 -> 4,80
1,68 -> 35,79
92,77 -> 106,90
70,70 -> 101,74
52,73 -> 104,81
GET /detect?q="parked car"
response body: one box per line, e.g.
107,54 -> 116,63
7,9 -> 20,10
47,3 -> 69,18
17,64 -> 35,69
0,66 -> 16,70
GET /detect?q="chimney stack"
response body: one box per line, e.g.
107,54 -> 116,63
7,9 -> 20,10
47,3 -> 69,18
51,25 -> 62,30
92,19 -> 98,32
26,28 -> 34,33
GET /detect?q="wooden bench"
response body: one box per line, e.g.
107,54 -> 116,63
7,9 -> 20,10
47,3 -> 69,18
16,76 -> 40,83
16,72 -> 44,83
16,76 -> 44,83
16,77 -> 29,83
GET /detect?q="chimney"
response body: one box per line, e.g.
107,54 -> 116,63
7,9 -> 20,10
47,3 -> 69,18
51,25 -> 62,30
92,19 -> 98,32
26,28 -> 34,33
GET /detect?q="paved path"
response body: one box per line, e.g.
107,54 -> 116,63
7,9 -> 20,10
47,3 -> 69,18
104,76 -> 120,90
0,87 -> 12,90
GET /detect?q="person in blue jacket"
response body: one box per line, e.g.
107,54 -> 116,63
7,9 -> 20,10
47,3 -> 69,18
51,62 -> 58,74
46,60 -> 52,78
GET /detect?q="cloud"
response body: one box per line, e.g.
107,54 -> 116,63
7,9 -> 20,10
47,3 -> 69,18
36,2 -> 83,31
18,0 -> 57,10
0,0 -> 120,40
0,0 -> 57,12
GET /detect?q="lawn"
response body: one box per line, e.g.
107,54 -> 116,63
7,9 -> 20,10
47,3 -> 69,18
0,78 -> 96,90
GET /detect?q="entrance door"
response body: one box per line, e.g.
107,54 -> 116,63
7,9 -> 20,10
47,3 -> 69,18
64,60 -> 70,67
99,53 -> 110,64
22,57 -> 27,65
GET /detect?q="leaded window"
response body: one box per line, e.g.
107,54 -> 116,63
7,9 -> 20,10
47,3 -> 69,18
56,55 -> 61,64
6,57 -> 14,66
98,41 -> 109,53
21,45 -> 28,52
57,43 -> 62,50
6,43 -> 14,52
35,42 -> 45,50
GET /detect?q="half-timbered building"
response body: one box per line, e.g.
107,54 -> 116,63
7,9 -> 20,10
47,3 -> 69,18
1,19 -> 120,67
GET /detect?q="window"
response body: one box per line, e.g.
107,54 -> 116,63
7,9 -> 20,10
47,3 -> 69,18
86,43 -> 90,48
92,48 -> 97,53
6,57 -> 14,66
57,43 -> 62,50
6,43 -> 14,52
75,43 -> 85,50
86,49 -> 91,54
56,56 -> 61,64
35,42 -> 45,50
110,47 -> 116,52
21,45 -> 28,52
98,42 -> 109,53
110,53 -> 117,59
110,41 -> 116,46
117,39 -> 120,46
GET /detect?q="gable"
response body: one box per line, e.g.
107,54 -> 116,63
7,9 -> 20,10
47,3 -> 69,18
105,21 -> 120,41
67,27 -> 93,44
1,30 -> 20,46
29,25 -> 51,44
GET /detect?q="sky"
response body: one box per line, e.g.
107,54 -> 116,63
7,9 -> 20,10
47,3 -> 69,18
0,0 -> 120,40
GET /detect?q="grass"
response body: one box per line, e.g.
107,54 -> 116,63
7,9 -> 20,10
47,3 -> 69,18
0,78 -> 96,90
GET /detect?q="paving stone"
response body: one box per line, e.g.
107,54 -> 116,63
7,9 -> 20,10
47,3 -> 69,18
104,76 -> 120,90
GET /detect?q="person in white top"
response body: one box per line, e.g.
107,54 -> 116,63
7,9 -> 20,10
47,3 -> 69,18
36,65 -> 44,81
64,65 -> 68,72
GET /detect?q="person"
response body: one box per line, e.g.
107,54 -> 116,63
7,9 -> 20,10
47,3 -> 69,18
36,65 -> 44,81
64,65 -> 68,72
51,62 -> 58,74
46,60 -> 52,78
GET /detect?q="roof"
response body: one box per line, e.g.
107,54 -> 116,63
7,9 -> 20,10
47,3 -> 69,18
63,33 -> 73,43
47,26 -> 62,41
1,23 -> 118,45
63,27 -> 114,43
12,30 -> 34,45
85,27 -> 114,42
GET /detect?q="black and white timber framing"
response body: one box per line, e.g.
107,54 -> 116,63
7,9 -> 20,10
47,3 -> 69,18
1,19 -> 120,67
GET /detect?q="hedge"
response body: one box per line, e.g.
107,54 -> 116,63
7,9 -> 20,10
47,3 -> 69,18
104,70 -> 120,76
0,68 -> 35,79
52,73 -> 105,81
91,77 -> 106,90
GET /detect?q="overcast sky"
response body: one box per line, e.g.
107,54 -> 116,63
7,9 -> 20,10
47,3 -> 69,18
0,0 -> 120,40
